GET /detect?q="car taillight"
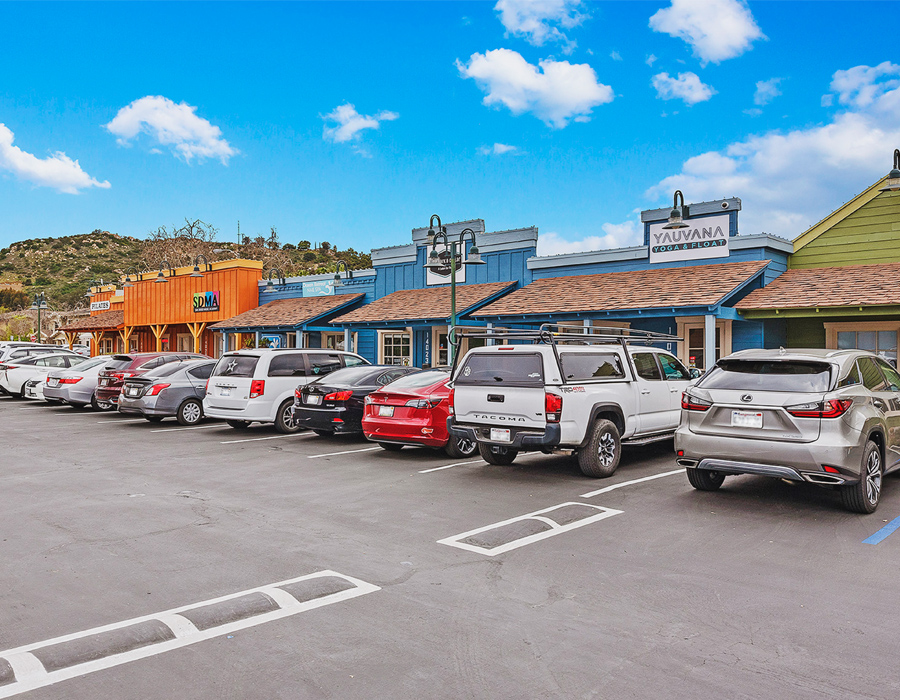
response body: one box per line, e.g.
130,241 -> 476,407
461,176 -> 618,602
405,398 -> 441,409
249,380 -> 265,398
147,383 -> 171,396
325,390 -> 353,401
448,387 -> 455,415
58,377 -> 82,385
545,392 -> 562,423
295,387 -> 303,400
681,393 -> 712,411
786,399 -> 853,418
205,379 -> 210,393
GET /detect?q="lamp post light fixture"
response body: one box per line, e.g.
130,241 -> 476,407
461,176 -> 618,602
333,260 -> 353,287
262,268 -> 286,293
662,190 -> 690,230
84,279 -> 103,299
880,149 -> 900,192
426,214 -> 446,247
422,221 -> 487,364
190,254 -> 212,278
30,292 -> 49,344
154,260 -> 175,284
122,267 -> 141,288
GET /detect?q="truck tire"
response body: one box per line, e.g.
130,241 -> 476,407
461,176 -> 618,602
578,419 -> 621,478
686,467 -> 725,491
479,443 -> 518,466
841,441 -> 882,514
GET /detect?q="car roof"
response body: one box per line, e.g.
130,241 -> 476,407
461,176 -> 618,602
221,349 -> 362,357
726,348 -> 866,362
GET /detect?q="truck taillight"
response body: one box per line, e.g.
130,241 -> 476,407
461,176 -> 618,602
448,387 -> 455,415
249,380 -> 265,398
545,392 -> 562,423
681,393 -> 712,411
148,383 -> 171,396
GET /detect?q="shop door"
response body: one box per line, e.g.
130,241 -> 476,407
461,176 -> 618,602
687,327 -> 720,371
176,333 -> 193,352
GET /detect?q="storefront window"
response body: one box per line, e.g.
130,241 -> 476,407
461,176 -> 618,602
687,327 -> 720,370
323,333 -> 346,351
382,332 -> 411,366
838,330 -> 897,364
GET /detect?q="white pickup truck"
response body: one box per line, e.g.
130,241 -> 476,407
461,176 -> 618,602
447,328 -> 696,477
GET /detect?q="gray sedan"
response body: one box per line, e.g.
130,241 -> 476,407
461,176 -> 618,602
118,360 -> 216,425
44,355 -> 115,409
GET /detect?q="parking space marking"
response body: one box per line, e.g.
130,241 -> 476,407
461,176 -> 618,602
97,419 -> 146,424
419,459 -> 484,473
219,434 -> 299,444
307,447 -> 381,459
150,425 -> 223,433
438,502 -> 622,556
863,515 -> 900,545
0,570 -> 379,699
579,469 -> 683,498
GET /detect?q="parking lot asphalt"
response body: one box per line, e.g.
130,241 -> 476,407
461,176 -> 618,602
2,396 -> 900,699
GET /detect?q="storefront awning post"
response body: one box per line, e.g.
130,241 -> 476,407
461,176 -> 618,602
296,330 -> 304,348
486,322 -> 493,346
704,313 -> 716,372
343,328 -> 351,353
254,331 -> 260,349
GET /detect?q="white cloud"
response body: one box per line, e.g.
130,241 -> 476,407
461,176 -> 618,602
321,103 -> 399,148
649,0 -> 764,65
537,220 -> 643,256
754,77 -> 783,106
0,124 -> 110,194
652,72 -> 716,104
479,143 -> 520,155
106,95 -> 236,164
610,51 -> 622,62
646,62 -> 900,237
457,48 -> 614,128
821,94 -> 834,107
646,54 -> 658,67
494,0 -> 586,53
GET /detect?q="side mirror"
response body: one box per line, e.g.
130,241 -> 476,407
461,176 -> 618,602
689,368 -> 703,379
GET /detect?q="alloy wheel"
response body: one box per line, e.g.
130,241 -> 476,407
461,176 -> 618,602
598,432 -> 617,467
866,449 -> 882,505
457,438 -> 476,455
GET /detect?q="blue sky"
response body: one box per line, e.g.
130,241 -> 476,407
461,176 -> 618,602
0,1 -> 897,255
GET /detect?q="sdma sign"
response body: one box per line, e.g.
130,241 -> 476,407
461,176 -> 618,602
648,213 -> 730,263
193,290 -> 220,313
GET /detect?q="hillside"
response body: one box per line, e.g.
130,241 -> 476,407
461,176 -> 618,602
0,226 -> 373,311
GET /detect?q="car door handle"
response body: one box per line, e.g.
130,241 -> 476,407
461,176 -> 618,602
640,389 -> 651,395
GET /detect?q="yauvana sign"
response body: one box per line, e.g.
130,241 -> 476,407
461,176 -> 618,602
648,212 -> 730,263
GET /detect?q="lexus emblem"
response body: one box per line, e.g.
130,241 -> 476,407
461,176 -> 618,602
740,394 -> 753,403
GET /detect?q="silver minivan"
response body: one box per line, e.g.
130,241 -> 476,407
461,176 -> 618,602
676,348 -> 900,513
204,349 -> 370,433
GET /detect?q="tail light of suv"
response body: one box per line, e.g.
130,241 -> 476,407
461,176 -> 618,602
545,392 -> 562,423
249,380 -> 265,399
786,399 -> 853,418
681,393 -> 712,411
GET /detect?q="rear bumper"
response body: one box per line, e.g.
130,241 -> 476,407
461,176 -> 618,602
362,414 -> 448,448
448,418 -> 561,451
293,405 -> 362,433
95,386 -> 122,404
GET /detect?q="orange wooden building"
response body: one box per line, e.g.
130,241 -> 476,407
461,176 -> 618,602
59,260 -> 263,357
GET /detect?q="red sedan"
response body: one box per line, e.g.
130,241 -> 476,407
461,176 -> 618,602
362,369 -> 477,458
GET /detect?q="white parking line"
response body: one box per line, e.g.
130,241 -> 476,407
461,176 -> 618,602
579,469 -> 683,498
0,570 -> 379,699
219,434 -> 299,444
419,459 -> 484,473
307,447 -> 381,459
150,425 -> 222,433
97,419 -> 146,424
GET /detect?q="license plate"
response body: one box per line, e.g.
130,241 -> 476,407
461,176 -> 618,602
219,387 -> 231,397
305,395 -> 322,405
126,387 -> 139,397
48,378 -> 59,387
731,410 -> 763,429
100,378 -> 110,386
378,405 -> 394,417
490,428 -> 511,442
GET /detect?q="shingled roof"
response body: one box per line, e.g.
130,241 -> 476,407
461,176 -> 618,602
209,294 -> 363,330
58,310 -> 124,332
331,282 -> 516,324
736,262 -> 900,310
475,260 -> 770,317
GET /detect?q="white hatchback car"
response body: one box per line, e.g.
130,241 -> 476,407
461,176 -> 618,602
204,349 -> 370,432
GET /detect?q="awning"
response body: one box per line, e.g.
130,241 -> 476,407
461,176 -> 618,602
736,262 -> 900,318
329,282 -> 516,328
209,294 -> 364,332
475,260 -> 770,320
57,310 -> 124,333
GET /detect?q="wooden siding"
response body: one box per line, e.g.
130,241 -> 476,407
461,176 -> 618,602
790,191 -> 900,269
124,266 -> 261,327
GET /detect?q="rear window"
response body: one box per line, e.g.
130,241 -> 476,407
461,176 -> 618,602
560,353 -> 624,381
144,362 -> 187,379
104,358 -> 133,371
71,356 -> 109,371
383,370 -> 448,389
699,360 -> 833,393
212,355 -> 260,378
314,367 -> 384,385
455,353 -> 544,387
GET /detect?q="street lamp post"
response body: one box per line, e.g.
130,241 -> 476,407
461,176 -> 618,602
30,292 -> 49,343
333,260 -> 353,287
880,149 -> 900,192
262,268 -> 286,293
423,218 -> 486,364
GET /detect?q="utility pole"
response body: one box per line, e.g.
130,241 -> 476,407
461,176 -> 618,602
237,220 -> 241,247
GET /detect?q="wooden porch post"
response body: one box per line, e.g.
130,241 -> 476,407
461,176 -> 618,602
90,331 -> 103,357
64,331 -> 77,350
150,324 -> 168,352
118,326 -> 134,354
187,322 -> 208,354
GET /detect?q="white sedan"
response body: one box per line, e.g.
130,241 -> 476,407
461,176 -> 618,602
0,353 -> 88,398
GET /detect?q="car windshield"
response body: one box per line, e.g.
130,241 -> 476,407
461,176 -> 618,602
383,370 -> 448,389
212,355 -> 260,378
699,360 -> 833,393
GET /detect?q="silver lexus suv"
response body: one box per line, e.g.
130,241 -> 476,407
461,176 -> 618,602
675,348 -> 900,513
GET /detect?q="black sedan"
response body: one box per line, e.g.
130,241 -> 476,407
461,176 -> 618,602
293,365 -> 420,435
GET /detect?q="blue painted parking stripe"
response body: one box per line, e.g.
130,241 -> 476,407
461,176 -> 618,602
863,516 -> 900,545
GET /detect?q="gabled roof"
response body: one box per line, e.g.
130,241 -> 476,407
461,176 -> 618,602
736,262 -> 900,309
58,310 -> 124,332
475,260 -> 770,318
792,175 -> 889,252
331,282 -> 516,325
209,294 -> 363,330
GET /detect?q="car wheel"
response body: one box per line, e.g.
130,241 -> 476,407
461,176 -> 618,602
91,394 -> 114,412
312,429 -> 333,437
226,420 -> 251,430
578,419 -> 621,478
686,467 -> 726,491
378,442 -> 404,452
841,441 -> 883,514
445,435 -> 478,458
274,400 -> 301,434
145,416 -> 164,423
177,399 -> 203,426
478,443 -> 518,466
